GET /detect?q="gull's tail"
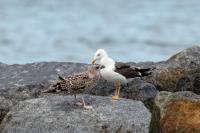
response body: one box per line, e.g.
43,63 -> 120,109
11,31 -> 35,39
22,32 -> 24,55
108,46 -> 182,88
42,75 -> 64,93
135,67 -> 154,77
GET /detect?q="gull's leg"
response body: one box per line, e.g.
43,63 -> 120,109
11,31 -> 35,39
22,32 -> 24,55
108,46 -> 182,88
116,81 -> 121,98
81,96 -> 93,109
112,80 -> 120,100
111,81 -> 118,99
114,82 -> 118,96
73,94 -> 83,106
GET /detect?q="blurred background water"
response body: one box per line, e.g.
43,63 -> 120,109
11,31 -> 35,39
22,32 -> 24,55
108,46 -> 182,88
0,0 -> 200,64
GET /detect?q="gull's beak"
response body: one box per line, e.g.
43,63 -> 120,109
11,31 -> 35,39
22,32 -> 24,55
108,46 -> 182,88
91,58 -> 96,64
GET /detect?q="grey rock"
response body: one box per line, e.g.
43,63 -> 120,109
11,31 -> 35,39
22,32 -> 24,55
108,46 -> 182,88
0,84 -> 49,105
0,62 -> 89,124
0,62 -> 88,89
90,78 -> 157,110
0,95 -> 151,133
0,97 -> 13,124
144,46 -> 200,94
167,45 -> 200,65
0,62 -> 88,103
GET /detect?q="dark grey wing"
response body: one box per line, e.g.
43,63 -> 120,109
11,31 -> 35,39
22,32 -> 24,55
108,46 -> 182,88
114,62 -> 141,78
114,67 -> 141,79
115,62 -> 131,69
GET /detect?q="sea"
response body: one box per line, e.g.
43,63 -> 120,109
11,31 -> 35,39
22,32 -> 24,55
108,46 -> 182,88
0,0 -> 200,64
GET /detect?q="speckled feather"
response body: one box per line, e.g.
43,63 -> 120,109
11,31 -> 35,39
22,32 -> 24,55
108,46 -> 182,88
44,66 -> 100,96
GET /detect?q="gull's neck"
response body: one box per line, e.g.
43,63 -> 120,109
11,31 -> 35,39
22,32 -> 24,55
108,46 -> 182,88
100,56 -> 115,70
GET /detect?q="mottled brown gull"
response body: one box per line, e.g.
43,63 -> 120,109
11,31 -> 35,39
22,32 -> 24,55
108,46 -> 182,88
44,65 -> 100,109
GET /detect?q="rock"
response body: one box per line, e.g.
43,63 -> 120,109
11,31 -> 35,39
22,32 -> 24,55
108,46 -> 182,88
0,62 -> 89,124
167,45 -> 200,65
90,78 -> 157,110
120,79 -> 157,102
0,62 -> 89,103
0,97 -> 13,124
145,46 -> 200,93
0,84 -> 49,105
0,95 -> 151,133
176,68 -> 200,94
151,91 -> 200,133
0,62 -> 88,89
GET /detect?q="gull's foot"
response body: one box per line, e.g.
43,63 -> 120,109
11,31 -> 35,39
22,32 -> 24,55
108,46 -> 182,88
83,105 -> 93,110
75,102 -> 83,106
111,95 -> 120,100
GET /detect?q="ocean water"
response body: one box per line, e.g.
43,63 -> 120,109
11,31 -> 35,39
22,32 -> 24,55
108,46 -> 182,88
0,0 -> 200,64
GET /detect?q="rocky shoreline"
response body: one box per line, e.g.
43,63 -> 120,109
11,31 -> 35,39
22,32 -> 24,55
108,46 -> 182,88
0,46 -> 200,133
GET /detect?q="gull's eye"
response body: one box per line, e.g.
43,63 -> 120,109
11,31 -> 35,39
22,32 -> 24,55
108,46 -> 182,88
97,53 -> 100,56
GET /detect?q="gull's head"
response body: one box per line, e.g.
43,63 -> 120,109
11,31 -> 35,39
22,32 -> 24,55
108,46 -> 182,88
91,49 -> 108,64
87,65 -> 101,78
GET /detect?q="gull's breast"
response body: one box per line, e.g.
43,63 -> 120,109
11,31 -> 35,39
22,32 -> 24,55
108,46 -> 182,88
100,68 -> 127,83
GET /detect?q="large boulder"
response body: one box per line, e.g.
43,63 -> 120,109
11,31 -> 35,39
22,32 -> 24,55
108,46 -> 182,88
0,62 -> 89,124
151,91 -> 200,133
0,95 -> 151,133
167,45 -> 200,65
145,46 -> 200,93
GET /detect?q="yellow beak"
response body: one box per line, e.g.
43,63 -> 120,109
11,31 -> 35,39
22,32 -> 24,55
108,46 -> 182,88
91,59 -> 96,64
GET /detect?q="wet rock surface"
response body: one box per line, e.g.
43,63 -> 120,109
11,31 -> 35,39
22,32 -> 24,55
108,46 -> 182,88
151,91 -> 200,133
0,95 -> 151,133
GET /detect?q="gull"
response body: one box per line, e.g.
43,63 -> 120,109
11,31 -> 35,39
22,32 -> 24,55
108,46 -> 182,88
43,65 -> 100,109
91,49 -> 152,100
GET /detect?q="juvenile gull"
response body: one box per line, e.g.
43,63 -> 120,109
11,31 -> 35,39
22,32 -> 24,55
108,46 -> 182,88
44,65 -> 100,109
91,49 -> 152,100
